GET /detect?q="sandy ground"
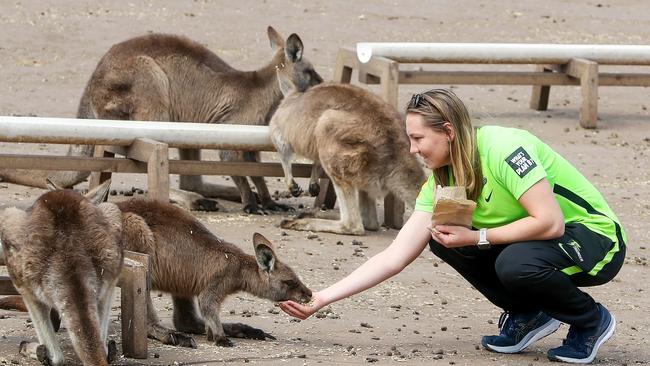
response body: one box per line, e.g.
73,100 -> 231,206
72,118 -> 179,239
1,0 -> 650,365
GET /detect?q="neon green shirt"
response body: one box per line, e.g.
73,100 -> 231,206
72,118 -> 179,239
415,126 -> 626,245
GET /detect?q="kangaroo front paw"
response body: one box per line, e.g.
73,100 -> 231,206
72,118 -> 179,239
223,322 -> 276,340
207,328 -> 234,346
161,331 -> 197,349
214,336 -> 234,347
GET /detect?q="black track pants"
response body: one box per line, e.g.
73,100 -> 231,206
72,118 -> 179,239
428,223 -> 626,328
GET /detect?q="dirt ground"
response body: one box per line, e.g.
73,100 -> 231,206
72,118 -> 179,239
1,0 -> 650,365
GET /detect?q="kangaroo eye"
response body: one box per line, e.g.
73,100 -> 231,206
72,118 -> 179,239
283,280 -> 298,288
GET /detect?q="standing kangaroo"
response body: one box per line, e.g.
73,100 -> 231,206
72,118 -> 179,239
269,83 -> 426,235
114,198 -> 312,347
0,181 -> 122,366
0,26 -> 323,214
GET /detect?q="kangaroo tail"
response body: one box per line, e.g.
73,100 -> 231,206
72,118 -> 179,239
57,282 -> 109,366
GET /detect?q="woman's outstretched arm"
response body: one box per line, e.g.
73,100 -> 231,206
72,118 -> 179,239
280,210 -> 433,319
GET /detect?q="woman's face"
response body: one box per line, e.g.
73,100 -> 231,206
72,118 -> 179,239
405,113 -> 451,169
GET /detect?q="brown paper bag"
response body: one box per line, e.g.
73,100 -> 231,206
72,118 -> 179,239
431,185 -> 476,228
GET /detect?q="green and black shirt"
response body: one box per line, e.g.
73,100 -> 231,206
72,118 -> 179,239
416,126 -> 626,272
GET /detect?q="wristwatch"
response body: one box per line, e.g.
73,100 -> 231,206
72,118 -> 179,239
477,228 -> 491,250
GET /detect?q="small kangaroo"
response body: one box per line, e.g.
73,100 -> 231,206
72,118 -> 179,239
269,82 -> 426,235
0,26 -> 323,214
0,180 -> 122,366
114,198 -> 312,347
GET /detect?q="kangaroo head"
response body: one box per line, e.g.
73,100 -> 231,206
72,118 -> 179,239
253,232 -> 312,303
267,26 -> 323,96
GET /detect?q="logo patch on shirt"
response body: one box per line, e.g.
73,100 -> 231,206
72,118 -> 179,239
506,147 -> 537,178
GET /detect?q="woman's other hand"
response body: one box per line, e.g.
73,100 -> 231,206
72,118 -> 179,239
429,225 -> 479,248
280,291 -> 325,320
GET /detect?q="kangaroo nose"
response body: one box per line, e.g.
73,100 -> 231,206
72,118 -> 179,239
303,288 -> 313,303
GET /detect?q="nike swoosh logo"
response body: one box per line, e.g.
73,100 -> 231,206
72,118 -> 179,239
485,190 -> 493,202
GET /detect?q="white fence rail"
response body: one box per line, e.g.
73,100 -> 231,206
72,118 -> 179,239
356,42 -> 650,65
0,116 -> 275,151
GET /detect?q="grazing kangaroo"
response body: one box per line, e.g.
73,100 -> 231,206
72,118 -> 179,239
0,26 -> 323,214
0,180 -> 122,366
114,198 -> 312,347
269,83 -> 426,235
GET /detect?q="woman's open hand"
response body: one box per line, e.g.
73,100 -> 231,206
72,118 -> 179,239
429,225 -> 479,248
280,291 -> 325,320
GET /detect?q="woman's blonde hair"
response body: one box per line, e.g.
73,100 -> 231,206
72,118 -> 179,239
405,89 -> 483,201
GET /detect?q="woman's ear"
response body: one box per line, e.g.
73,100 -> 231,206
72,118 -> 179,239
442,122 -> 455,142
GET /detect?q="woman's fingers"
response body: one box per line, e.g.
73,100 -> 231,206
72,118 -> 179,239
280,301 -> 310,319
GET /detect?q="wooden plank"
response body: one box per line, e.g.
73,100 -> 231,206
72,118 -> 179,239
333,48 -> 355,83
0,276 -> 19,295
0,155 -> 322,178
118,254 -> 149,359
0,155 -> 144,172
397,70 -> 579,85
567,58 -> 599,129
89,146 -> 115,189
168,160 -> 323,178
530,65 -> 554,110
143,140 -> 170,203
599,73 -> 650,86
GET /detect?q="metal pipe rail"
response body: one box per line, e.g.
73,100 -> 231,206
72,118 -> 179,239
0,116 -> 275,151
356,42 -> 650,65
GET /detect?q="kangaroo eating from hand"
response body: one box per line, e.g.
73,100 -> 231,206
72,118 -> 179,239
0,26 -> 323,214
115,198 -> 312,347
269,82 -> 426,235
0,181 -> 122,366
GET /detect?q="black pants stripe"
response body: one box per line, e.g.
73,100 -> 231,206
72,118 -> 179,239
429,223 -> 626,328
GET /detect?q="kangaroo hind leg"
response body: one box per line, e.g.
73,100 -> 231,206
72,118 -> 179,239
21,294 -> 65,366
281,182 -> 365,235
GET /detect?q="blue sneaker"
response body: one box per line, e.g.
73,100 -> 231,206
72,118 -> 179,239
482,311 -> 561,353
547,303 -> 615,364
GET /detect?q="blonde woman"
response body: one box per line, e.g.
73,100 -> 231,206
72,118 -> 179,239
280,89 -> 626,364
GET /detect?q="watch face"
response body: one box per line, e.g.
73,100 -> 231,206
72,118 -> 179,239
477,241 -> 491,250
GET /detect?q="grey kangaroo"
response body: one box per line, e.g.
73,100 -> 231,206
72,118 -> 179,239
0,26 -> 323,214
115,198 -> 312,347
0,180 -> 122,366
269,82 -> 426,235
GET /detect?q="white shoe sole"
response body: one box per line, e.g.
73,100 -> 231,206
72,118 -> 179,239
486,318 -> 562,354
551,314 -> 616,364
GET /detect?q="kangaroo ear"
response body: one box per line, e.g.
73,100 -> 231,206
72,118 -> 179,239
0,207 -> 28,256
267,26 -> 284,50
85,180 -> 111,205
253,232 -> 276,273
285,33 -> 303,63
45,178 -> 64,191
277,72 -> 297,96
